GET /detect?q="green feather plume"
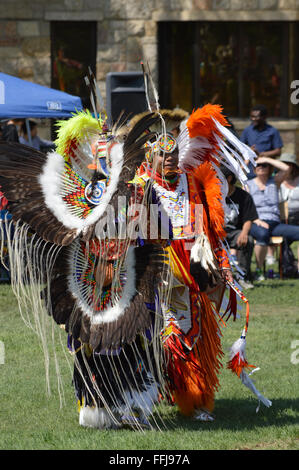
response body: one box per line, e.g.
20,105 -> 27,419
55,110 -> 103,158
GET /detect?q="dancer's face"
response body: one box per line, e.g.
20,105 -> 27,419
152,149 -> 179,177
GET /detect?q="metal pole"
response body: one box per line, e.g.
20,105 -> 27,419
25,118 -> 33,146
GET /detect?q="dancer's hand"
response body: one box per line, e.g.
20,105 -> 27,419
221,268 -> 234,283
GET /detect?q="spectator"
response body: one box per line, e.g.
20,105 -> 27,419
221,165 -> 258,289
1,118 -> 23,142
274,153 -> 299,275
275,153 -> 299,225
19,120 -> 55,152
241,104 -> 283,179
247,157 -> 299,281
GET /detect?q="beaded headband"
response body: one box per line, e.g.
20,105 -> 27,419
145,133 -> 177,162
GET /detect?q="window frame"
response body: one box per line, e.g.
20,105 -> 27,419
158,20 -> 298,119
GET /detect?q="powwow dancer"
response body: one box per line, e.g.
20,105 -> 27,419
0,99 -> 271,430
129,106 -> 272,421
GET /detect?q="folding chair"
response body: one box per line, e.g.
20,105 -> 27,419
263,236 -> 284,279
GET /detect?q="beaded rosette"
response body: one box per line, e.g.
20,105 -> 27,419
68,239 -> 130,317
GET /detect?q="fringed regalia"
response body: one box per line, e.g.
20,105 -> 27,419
0,102 -> 271,430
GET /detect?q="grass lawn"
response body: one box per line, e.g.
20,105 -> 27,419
0,272 -> 299,450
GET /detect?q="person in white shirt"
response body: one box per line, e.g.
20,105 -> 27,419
275,153 -> 299,224
246,156 -> 299,279
275,153 -> 299,274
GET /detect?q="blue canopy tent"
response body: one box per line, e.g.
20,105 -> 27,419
0,74 -> 83,281
0,72 -> 83,119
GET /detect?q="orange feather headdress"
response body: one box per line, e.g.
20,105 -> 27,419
191,161 -> 226,242
177,103 -> 256,186
187,104 -> 229,139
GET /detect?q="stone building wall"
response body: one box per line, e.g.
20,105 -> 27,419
1,0 -> 299,88
0,0 -> 298,149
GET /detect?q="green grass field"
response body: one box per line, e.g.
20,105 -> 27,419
0,273 -> 299,450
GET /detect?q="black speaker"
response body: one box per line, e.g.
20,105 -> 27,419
106,72 -> 147,125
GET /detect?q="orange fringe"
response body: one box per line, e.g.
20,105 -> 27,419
222,286 -> 238,322
187,104 -> 229,139
169,239 -> 199,291
191,161 -> 226,242
227,353 -> 255,378
165,292 -> 224,416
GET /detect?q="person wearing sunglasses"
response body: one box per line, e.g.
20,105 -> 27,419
246,156 -> 299,280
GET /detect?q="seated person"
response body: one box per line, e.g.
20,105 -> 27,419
1,118 -> 23,143
19,120 -> 55,152
273,153 -> 299,275
221,166 -> 258,289
275,153 -> 299,225
247,157 -> 299,281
